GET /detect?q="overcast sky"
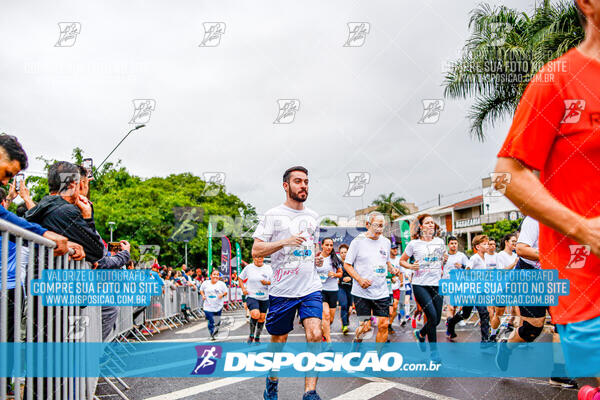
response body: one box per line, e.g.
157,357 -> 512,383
0,0 -> 544,218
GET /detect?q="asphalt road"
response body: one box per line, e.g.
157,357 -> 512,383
95,309 -> 592,400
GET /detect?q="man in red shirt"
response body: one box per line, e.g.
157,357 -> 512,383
495,0 -> 600,389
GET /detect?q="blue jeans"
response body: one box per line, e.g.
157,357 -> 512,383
338,285 -> 353,326
204,310 -> 222,335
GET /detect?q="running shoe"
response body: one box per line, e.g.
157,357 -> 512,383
302,390 -> 322,400
446,321 -> 457,340
458,320 -> 467,327
548,377 -> 578,388
413,329 -> 426,352
480,340 -> 494,350
430,350 -> 442,364
342,325 -> 349,335
350,338 -> 363,353
264,377 -> 278,400
578,385 -> 599,399
388,326 -> 395,334
401,319 -> 407,327
495,340 -> 510,371
254,338 -> 261,344
489,334 -> 497,342
247,336 -> 254,344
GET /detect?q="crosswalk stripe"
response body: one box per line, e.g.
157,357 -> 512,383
364,377 -> 460,400
329,382 -> 396,400
143,377 -> 252,400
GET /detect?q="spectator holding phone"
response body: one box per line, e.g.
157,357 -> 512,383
25,161 -> 104,263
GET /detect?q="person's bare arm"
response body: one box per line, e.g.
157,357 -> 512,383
329,267 -> 343,279
495,158 -> 600,256
18,184 -> 36,210
504,257 -> 519,270
516,243 -> 539,262
238,279 -> 248,295
386,261 -> 399,276
343,262 -> 370,288
399,253 -> 419,271
251,235 -> 304,258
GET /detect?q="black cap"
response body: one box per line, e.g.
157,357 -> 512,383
391,242 -> 398,249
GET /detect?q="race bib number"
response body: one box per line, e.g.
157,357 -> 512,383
421,244 -> 444,270
255,291 -> 265,297
319,273 -> 328,283
373,265 -> 387,279
283,242 -> 315,270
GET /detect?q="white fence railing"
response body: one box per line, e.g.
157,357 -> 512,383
0,218 -> 245,400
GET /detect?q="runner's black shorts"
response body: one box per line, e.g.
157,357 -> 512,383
354,295 -> 390,319
516,258 -> 547,318
321,290 -> 338,308
246,297 -> 269,313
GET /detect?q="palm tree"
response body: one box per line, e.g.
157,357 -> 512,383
443,1 -> 584,141
371,192 -> 410,223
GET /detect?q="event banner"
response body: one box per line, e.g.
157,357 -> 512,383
0,342 -> 596,378
29,270 -> 163,306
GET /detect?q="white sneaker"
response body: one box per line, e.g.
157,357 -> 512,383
458,320 -> 466,327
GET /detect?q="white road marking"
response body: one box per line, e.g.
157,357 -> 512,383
330,382 -> 396,399
143,377 -> 252,400
364,377 -> 461,400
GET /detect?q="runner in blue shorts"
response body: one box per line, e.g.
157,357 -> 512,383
252,166 -> 324,400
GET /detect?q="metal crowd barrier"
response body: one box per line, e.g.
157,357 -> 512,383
0,218 -> 101,400
1,215 -> 244,400
144,284 -> 204,332
224,286 -> 244,311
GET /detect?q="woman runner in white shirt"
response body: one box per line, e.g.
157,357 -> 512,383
399,214 -> 446,360
316,238 -> 343,344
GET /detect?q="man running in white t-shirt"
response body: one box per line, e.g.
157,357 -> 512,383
442,236 -> 468,324
344,212 -> 400,345
252,166 -> 324,400
446,234 -> 491,345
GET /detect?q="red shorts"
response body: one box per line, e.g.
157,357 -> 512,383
392,289 -> 401,301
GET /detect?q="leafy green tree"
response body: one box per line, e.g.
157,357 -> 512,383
443,1 -> 584,140
25,148 -> 257,269
482,218 -> 522,245
371,192 -> 410,222
320,218 -> 338,226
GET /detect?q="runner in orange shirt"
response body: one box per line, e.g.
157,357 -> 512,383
495,1 -> 600,394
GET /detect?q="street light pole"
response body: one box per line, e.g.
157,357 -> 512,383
184,240 -> 189,266
108,221 -> 116,242
97,124 -> 146,172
